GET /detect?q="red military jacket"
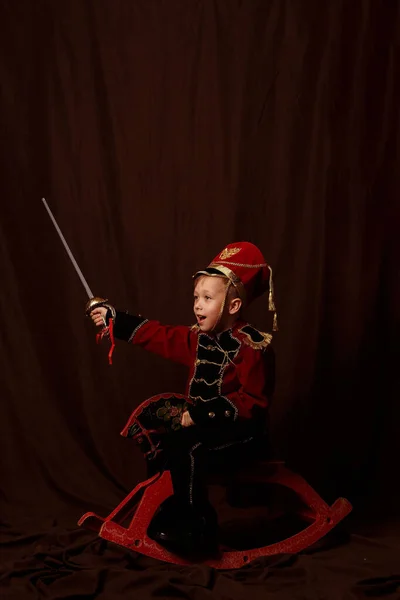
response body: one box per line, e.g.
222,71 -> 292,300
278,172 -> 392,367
113,312 -> 275,427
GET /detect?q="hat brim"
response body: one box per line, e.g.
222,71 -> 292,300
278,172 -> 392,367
193,267 -> 229,279
193,266 -> 246,302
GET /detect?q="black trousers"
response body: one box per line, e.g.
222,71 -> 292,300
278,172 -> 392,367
150,420 -> 267,512
129,395 -> 268,514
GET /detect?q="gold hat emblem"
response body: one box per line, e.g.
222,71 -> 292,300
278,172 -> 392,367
219,247 -> 241,260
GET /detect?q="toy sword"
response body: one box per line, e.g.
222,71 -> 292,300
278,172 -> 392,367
41,197 -> 109,324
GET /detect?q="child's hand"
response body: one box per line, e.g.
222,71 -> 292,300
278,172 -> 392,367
90,307 -> 108,327
181,411 -> 195,427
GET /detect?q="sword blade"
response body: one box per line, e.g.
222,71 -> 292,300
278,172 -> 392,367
42,197 -> 94,299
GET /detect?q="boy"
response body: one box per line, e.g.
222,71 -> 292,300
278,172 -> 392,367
89,241 -> 276,554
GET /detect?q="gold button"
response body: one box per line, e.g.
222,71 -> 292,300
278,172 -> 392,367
224,410 -> 232,418
208,411 -> 216,419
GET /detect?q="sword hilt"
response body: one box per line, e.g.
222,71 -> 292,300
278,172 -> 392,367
85,297 -> 115,328
85,296 -> 110,316
86,297 -> 117,364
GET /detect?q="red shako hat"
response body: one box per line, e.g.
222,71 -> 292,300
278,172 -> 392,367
193,241 -> 278,330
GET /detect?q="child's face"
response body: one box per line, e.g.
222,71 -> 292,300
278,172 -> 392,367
193,276 -> 228,333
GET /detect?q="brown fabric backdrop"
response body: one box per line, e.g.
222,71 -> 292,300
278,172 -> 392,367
1,1 -> 399,598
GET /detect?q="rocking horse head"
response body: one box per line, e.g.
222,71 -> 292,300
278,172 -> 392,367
120,393 -> 190,461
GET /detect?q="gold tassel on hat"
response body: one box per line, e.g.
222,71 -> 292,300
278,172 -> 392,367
268,266 -> 279,332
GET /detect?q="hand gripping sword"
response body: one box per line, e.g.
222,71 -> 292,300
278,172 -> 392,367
41,198 -> 115,362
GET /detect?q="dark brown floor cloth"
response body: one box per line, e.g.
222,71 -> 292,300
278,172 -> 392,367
1,508 -> 399,600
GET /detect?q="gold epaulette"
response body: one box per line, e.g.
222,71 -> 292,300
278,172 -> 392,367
238,324 -> 272,349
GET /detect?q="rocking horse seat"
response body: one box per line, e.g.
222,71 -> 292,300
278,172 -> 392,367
78,459 -> 352,569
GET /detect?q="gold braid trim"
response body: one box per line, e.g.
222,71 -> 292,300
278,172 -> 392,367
192,377 -> 221,386
195,358 -> 225,367
212,260 -> 267,268
268,265 -> 278,331
211,278 -> 230,331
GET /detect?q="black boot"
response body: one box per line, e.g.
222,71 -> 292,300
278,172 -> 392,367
148,498 -> 219,556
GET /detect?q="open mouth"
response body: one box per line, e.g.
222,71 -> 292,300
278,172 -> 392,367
197,315 -> 206,323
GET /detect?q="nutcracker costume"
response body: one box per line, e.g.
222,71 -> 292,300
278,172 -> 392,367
42,200 -> 353,567
89,242 -> 278,554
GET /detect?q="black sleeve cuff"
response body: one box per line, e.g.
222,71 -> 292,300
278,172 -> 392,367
188,397 -> 238,427
113,311 -> 147,342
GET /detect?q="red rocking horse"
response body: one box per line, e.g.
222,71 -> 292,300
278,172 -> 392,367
78,393 -> 352,569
